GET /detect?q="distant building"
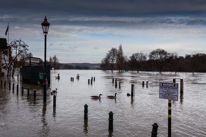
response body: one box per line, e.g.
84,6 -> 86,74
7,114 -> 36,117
0,38 -> 8,72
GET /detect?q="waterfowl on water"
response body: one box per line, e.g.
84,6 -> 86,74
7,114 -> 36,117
51,88 -> 58,95
127,93 -> 131,96
107,93 -> 117,99
91,94 -> 102,99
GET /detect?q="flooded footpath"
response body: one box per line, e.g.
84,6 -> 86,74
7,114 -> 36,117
0,70 -> 206,137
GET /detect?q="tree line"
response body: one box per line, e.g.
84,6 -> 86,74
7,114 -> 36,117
100,46 -> 206,74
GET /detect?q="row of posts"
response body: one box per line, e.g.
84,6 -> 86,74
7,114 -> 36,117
88,77 -> 95,85
84,104 -> 159,136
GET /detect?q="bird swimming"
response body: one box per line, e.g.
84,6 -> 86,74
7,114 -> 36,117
51,88 -> 58,95
107,93 -> 117,99
91,94 -> 102,99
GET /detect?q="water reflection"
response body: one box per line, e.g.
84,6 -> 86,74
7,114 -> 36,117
83,120 -> 88,134
108,130 -> 113,137
180,93 -> 184,104
53,107 -> 56,117
41,103 -> 49,136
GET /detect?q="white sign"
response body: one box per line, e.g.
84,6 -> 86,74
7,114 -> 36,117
30,58 -> 40,63
159,82 -> 178,101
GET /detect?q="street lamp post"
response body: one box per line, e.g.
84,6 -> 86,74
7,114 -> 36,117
41,16 -> 50,103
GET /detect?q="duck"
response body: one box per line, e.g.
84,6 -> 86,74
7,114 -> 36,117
127,93 -> 131,96
107,93 -> 117,99
91,94 -> 102,99
51,88 -> 58,95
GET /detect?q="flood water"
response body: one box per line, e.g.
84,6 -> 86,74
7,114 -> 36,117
0,70 -> 206,137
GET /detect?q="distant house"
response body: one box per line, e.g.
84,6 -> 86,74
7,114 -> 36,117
0,38 -> 8,72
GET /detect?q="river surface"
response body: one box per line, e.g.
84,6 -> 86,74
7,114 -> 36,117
0,70 -> 206,137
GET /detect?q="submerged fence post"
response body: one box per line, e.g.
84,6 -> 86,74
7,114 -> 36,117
131,84 -> 134,97
151,123 -> 159,137
115,79 -> 117,88
180,79 -> 183,93
142,81 -> 144,87
88,79 -> 90,85
34,90 -> 36,99
119,82 -> 121,89
27,88 -> 30,96
84,104 -> 88,120
53,95 -> 56,107
108,111 -> 114,130
94,77 -> 95,81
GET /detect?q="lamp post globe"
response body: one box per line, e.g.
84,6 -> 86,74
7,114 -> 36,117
41,16 -> 50,103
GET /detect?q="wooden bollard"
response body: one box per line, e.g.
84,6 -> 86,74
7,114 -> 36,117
21,86 -> 24,95
34,90 -> 36,99
108,111 -> 114,130
27,88 -> 30,96
115,79 -> 117,88
151,123 -> 159,137
131,84 -> 134,97
119,82 -> 121,89
84,104 -> 88,120
53,95 -> 56,107
142,81 -> 144,87
88,79 -> 90,85
146,81 -> 148,88
91,78 -> 93,85
180,79 -> 183,93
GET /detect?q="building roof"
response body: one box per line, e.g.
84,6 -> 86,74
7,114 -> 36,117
0,38 -> 7,50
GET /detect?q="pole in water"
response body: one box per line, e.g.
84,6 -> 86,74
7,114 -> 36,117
173,79 -> 176,83
4,81 -> 6,87
94,77 -> 95,81
53,95 -> 56,107
27,88 -> 30,96
91,78 -> 93,85
34,90 -> 36,99
180,79 -> 183,94
112,79 -> 114,83
142,81 -> 144,87
1,80 -> 2,87
146,81 -> 148,88
9,82 -> 11,89
115,79 -> 117,88
119,82 -> 121,89
151,123 -> 159,137
131,84 -> 134,97
84,104 -> 88,120
108,111 -> 114,130
13,83 -> 14,91
88,79 -> 90,85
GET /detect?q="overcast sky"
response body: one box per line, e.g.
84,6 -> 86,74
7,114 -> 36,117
1,0 -> 206,63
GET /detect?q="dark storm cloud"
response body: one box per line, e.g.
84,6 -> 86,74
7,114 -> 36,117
1,0 -> 206,27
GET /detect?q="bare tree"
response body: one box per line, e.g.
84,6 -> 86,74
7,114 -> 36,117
149,49 -> 169,73
116,45 -> 124,72
52,55 -> 59,69
3,39 -> 29,77
107,48 -> 118,72
130,52 -> 147,73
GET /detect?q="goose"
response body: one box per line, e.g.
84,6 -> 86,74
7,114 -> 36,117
107,93 -> 117,99
91,94 -> 102,99
51,88 -> 58,95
